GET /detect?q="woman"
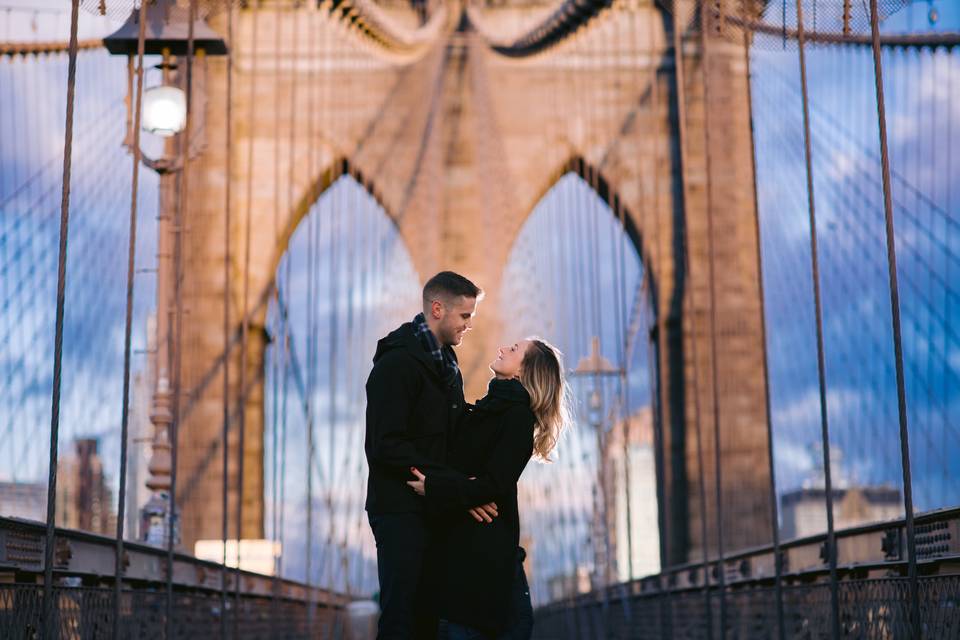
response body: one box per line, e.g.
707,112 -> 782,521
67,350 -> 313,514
407,338 -> 570,639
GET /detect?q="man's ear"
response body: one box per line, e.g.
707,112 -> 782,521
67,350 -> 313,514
431,299 -> 444,319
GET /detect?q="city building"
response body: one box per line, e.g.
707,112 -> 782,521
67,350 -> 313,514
127,314 -> 156,539
604,406 -> 660,581
0,480 -> 46,521
781,485 -> 903,540
546,565 -> 593,601
55,438 -> 116,535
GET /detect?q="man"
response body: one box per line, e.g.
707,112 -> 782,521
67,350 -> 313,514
365,271 -> 496,639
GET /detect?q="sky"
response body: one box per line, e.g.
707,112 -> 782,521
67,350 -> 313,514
0,0 -> 958,600
751,0 -> 960,514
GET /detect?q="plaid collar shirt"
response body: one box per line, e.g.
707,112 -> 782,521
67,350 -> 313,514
413,312 -> 460,387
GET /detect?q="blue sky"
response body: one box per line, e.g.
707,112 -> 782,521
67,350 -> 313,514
751,0 -> 960,514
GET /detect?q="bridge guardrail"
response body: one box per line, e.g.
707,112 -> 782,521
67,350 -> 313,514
534,508 -> 960,638
0,516 -> 351,638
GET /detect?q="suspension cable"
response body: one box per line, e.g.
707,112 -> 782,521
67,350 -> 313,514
697,3 -> 728,634
235,0 -> 260,632
739,11 -> 785,640
112,1 -> 149,636
221,1 -> 236,637
166,1 -> 198,635
42,0 -> 81,636
867,0 -> 920,634
793,0 -> 841,636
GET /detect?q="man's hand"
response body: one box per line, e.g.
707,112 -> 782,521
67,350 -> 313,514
468,502 -> 498,523
406,467 -> 426,496
407,468 -> 498,522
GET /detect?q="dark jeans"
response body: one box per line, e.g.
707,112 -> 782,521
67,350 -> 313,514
444,550 -> 533,640
369,512 -> 441,640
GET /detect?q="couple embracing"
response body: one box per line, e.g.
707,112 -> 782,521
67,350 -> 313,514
364,271 -> 570,639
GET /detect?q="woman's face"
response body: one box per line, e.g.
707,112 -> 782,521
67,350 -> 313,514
490,340 -> 531,379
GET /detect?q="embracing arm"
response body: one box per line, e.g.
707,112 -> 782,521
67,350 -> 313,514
422,407 -> 534,510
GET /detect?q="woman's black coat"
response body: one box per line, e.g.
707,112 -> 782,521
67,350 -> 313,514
424,378 -> 535,636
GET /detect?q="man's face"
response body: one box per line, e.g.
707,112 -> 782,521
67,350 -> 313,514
432,295 -> 478,347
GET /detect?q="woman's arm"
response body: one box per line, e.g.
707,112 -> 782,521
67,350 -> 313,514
412,407 -> 534,510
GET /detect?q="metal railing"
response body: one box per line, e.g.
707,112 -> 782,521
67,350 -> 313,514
0,516 -> 350,639
534,508 -> 960,638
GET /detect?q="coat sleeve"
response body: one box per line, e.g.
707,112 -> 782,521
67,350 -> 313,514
424,407 -> 534,509
364,352 -> 450,478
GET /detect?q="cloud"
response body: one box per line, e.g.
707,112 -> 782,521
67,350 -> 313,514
773,386 -> 864,429
949,348 -> 960,374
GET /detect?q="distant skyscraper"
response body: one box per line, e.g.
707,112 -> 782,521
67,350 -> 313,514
781,448 -> 903,539
781,486 -> 902,540
0,481 -> 46,521
604,406 -> 660,581
56,438 -> 116,535
127,313 -> 156,539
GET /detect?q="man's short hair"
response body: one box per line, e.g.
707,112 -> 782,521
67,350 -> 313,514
422,271 -> 484,307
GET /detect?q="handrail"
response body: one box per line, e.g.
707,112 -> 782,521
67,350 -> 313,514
0,39 -> 102,56
728,13 -> 960,49
541,506 -> 960,607
0,515 -> 351,606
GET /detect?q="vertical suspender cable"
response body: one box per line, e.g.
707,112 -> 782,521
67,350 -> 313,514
273,1 -> 283,240
305,186 -> 322,635
571,33 -> 590,364
304,10 -> 319,636
570,32 -> 591,639
236,0 -> 260,633
640,8 -> 675,638
221,2 -> 236,638
546,42 -> 582,638
42,1 -> 81,636
268,285 -> 281,623
273,4 -> 300,624
867,1 -> 920,635
697,3 -> 728,635
266,43 -> 279,622
793,1 -> 841,637
324,124 -> 342,639
307,5 -> 334,628
739,14 -> 785,640
650,11 -> 673,634
585,18 -> 611,625
669,3 -> 712,637
615,0 -> 633,591
113,1 -> 149,637
559,53 -> 583,624
167,1 -> 198,636
279,253 -> 291,596
946,46 -> 956,509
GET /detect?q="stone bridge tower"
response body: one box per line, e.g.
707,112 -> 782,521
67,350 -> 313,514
172,0 -> 772,567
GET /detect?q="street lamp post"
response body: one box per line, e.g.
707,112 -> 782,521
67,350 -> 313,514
572,336 -> 621,590
104,0 -> 226,547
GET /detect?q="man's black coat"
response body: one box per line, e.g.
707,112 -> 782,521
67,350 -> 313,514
364,322 -> 466,514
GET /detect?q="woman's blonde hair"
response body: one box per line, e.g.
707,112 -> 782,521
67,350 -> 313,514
519,338 -> 571,462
